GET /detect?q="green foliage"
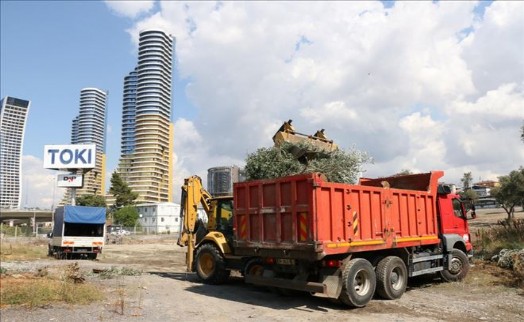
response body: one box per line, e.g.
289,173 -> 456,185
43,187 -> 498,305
492,167 -> 524,220
113,206 -> 139,227
244,142 -> 371,184
76,194 -> 107,207
109,171 -> 138,208
461,172 -> 473,190
459,189 -> 479,204
474,219 -> 524,258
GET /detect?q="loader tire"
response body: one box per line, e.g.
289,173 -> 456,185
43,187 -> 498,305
195,243 -> 230,284
376,256 -> 407,300
439,249 -> 469,282
339,258 -> 376,308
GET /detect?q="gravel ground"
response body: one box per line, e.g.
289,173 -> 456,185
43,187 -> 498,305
1,209 -> 524,321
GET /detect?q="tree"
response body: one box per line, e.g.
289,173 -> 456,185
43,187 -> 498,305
108,171 -> 138,208
491,167 -> 524,221
113,205 -> 140,227
76,194 -> 107,207
244,141 -> 371,184
459,189 -> 478,205
461,172 -> 473,190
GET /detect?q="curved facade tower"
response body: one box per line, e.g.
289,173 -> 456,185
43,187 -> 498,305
119,30 -> 174,203
71,88 -> 108,197
121,68 -> 138,156
0,96 -> 30,209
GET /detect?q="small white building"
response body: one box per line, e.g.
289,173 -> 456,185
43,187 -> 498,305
136,202 -> 207,234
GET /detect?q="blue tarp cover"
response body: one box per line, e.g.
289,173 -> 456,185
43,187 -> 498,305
63,205 -> 106,224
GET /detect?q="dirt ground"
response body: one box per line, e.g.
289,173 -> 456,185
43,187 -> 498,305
1,208 -> 523,321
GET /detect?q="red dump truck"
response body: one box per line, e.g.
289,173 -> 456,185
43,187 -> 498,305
179,171 -> 474,308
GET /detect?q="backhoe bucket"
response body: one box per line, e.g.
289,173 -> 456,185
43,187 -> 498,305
272,120 -> 338,153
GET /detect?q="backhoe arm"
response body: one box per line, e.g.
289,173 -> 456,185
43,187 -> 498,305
177,175 -> 213,272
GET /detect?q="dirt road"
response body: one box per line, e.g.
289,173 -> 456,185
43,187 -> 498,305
1,209 -> 523,321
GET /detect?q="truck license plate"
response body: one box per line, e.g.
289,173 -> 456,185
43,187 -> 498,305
276,258 -> 295,265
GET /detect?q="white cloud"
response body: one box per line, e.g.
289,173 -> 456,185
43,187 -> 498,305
21,155 -> 66,209
104,0 -> 155,19
96,1 -> 524,202
116,1 -> 523,188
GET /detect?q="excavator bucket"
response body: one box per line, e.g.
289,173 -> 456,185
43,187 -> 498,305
272,120 -> 338,153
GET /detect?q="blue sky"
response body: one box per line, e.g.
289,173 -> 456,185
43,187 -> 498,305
1,1 -> 193,173
1,1 -> 523,208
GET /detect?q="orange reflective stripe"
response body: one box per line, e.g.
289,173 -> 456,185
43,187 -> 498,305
299,212 -> 307,241
239,216 -> 247,239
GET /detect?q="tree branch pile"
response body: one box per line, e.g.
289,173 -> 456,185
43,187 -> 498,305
244,141 -> 372,184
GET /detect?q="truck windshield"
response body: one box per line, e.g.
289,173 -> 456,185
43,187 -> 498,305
64,223 -> 104,237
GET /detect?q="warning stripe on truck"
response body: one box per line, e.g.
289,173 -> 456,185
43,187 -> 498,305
239,215 -> 247,239
352,211 -> 359,236
394,236 -> 439,243
298,212 -> 308,241
326,240 -> 386,248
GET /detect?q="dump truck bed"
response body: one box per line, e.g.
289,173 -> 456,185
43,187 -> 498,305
233,172 -> 443,260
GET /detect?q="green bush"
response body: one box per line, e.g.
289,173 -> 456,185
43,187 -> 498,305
474,219 -> 524,258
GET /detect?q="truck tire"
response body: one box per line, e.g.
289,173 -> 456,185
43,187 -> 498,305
439,249 -> 469,282
244,258 -> 264,277
339,258 -> 376,308
376,256 -> 407,300
195,244 -> 230,284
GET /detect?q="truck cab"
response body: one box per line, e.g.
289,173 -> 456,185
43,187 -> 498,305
437,188 -> 474,255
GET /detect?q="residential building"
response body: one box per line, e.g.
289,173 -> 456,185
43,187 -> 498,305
66,88 -> 108,200
0,96 -> 30,209
118,29 -> 174,203
136,202 -> 207,234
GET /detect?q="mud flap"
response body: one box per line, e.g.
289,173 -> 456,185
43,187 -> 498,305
314,275 -> 342,299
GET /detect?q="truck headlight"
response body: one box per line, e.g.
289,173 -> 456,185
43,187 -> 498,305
462,234 -> 469,242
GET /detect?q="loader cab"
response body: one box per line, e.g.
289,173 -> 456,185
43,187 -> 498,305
436,185 -> 473,252
208,197 -> 235,239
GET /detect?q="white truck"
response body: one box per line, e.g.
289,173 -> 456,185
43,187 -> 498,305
48,205 -> 106,259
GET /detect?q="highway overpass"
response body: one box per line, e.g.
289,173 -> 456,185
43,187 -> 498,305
0,209 -> 54,225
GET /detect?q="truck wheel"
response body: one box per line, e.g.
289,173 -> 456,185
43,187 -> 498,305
195,244 -> 230,284
88,253 -> 97,260
376,256 -> 407,300
339,258 -> 376,308
244,258 -> 264,277
439,249 -> 469,282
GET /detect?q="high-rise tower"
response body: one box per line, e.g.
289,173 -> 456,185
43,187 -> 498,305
70,88 -> 108,197
118,30 -> 174,203
121,68 -> 138,156
0,96 -> 30,209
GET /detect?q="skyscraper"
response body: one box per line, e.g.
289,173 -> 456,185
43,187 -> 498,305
0,96 -> 30,209
121,68 -> 138,156
70,88 -> 108,197
118,30 -> 174,203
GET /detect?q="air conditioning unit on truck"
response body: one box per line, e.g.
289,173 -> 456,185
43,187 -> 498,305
48,205 -> 106,260
178,171 -> 474,308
